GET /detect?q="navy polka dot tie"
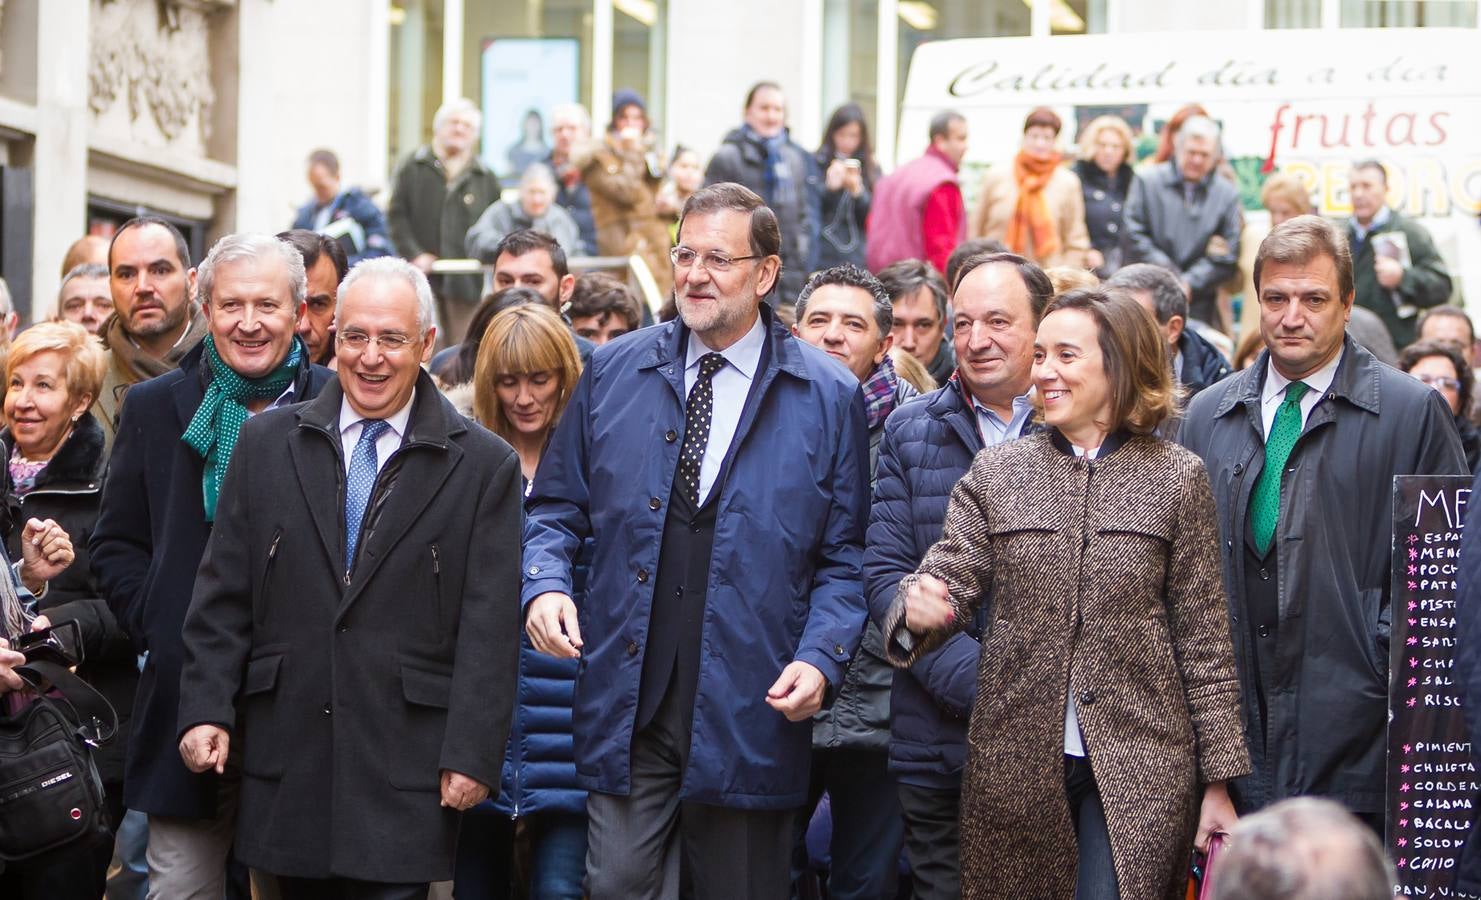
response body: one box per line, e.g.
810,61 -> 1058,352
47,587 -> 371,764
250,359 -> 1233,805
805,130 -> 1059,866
677,353 -> 726,507
345,419 -> 390,571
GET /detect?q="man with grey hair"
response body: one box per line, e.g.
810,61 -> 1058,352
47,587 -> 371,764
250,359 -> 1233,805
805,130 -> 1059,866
91,232 -> 335,899
178,255 -> 521,898
867,110 -> 968,275
55,261 -> 114,334
1107,262 -> 1231,397
388,96 -> 500,345
1125,114 -> 1243,330
465,163 -> 584,260
546,102 -> 598,254
1208,798 -> 1395,900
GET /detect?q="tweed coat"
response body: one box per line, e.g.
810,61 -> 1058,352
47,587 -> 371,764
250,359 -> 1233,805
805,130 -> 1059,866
884,431 -> 1249,900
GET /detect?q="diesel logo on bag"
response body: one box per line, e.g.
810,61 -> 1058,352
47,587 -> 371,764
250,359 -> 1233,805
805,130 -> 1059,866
39,771 -> 74,789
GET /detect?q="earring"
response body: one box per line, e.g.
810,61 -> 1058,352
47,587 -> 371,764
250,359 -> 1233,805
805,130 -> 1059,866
71,414 -> 80,422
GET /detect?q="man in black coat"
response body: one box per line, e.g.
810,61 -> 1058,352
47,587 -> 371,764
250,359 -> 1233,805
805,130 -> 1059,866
1107,263 -> 1230,398
1178,216 -> 1465,824
90,233 -> 335,897
177,257 -> 522,898
703,81 -> 820,308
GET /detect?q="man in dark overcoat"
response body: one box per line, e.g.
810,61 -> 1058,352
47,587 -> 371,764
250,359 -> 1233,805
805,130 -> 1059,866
175,257 -> 522,898
90,232 -> 334,896
1179,216 -> 1465,825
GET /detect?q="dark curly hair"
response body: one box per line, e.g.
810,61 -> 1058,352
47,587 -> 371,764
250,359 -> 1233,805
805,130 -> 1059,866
795,264 -> 892,337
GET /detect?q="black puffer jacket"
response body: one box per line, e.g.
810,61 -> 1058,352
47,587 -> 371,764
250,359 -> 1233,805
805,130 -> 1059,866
704,127 -> 821,305
2,414 -> 134,786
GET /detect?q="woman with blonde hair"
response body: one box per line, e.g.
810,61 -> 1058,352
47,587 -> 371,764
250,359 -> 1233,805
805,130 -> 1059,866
1074,115 -> 1136,276
0,321 -> 117,898
972,107 -> 1090,268
457,302 -> 588,899
884,289 -> 1248,899
1260,172 -> 1314,227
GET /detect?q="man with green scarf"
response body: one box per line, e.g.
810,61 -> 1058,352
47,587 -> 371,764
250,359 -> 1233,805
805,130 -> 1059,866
91,232 -> 335,899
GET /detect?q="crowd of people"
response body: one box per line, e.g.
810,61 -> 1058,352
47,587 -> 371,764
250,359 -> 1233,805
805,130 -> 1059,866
0,77 -> 1475,900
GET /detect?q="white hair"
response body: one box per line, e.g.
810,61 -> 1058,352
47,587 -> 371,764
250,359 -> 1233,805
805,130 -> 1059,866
196,232 -> 307,308
549,103 -> 591,134
0,276 -> 12,318
336,257 -> 436,337
1174,115 -> 1222,155
520,163 -> 557,191
433,97 -> 482,133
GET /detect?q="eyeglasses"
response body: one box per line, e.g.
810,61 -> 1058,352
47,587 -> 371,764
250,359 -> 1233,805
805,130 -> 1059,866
1414,373 -> 1462,392
670,246 -> 762,273
337,331 -> 416,353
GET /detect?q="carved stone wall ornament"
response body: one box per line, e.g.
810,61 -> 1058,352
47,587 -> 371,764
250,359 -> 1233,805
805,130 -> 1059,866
88,0 -> 220,147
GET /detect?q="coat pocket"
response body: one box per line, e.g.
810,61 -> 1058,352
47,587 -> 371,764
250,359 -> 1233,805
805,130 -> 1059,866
239,654 -> 285,779
389,663 -> 452,792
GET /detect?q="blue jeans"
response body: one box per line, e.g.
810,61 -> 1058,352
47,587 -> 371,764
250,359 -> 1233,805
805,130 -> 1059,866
454,808 -> 587,899
1065,756 -> 1120,900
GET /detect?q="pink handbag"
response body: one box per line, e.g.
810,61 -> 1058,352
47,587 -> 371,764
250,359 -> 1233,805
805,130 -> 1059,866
1198,832 -> 1228,900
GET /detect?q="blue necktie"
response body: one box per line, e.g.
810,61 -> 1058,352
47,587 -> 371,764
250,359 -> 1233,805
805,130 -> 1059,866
345,420 -> 390,571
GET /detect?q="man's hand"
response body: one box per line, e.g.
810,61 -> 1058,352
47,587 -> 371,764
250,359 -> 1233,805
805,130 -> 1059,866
525,592 -> 582,658
19,518 -> 73,590
179,725 -> 230,774
903,574 -> 955,633
0,638 -> 24,693
1375,255 -> 1405,290
411,252 -> 438,274
440,770 -> 490,811
766,661 -> 828,721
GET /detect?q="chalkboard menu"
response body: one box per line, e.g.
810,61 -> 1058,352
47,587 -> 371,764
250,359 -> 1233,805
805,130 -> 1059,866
1389,475 -> 1477,896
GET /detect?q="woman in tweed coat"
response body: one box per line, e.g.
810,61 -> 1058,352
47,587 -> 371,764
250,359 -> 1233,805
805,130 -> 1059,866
884,288 -> 1249,900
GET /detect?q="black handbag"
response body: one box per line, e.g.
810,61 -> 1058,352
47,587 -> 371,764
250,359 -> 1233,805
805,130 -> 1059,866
0,659 -> 117,861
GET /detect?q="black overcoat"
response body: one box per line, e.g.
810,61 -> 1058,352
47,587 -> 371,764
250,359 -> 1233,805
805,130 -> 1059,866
178,372 -> 522,882
88,343 -> 333,818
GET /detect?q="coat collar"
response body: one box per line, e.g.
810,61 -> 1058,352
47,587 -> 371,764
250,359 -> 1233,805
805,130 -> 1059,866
295,368 -> 466,450
0,412 -> 107,492
637,304 -> 811,384
1212,333 -> 1380,420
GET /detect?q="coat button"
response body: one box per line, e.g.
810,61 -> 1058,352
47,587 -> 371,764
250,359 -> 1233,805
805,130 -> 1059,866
1079,690 -> 1096,706
637,568 -> 649,583
834,644 -> 846,656
1233,463 -> 1244,476
665,430 -> 677,443
337,624 -> 348,633
1106,222 -> 1119,233
626,641 -> 639,656
1258,625 -> 1272,638
1260,568 -> 1271,581
322,703 -> 332,716
649,497 -> 662,510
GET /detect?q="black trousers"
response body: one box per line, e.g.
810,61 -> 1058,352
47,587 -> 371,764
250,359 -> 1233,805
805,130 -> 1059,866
585,678 -> 795,900
895,782 -> 960,900
277,875 -> 429,900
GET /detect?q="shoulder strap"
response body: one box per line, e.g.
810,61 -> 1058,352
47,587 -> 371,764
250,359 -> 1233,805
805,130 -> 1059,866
16,660 -> 118,745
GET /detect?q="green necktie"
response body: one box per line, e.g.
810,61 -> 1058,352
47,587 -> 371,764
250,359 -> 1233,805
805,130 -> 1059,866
1250,381 -> 1310,555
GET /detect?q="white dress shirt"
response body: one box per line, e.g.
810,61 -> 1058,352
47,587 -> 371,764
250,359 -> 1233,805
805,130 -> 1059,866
684,315 -> 766,505
1064,442 -> 1102,758
338,389 -> 415,475
1260,348 -> 1343,438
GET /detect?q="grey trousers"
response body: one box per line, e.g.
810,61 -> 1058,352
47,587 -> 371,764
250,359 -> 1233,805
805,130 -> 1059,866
584,684 -> 795,900
144,775 -> 279,900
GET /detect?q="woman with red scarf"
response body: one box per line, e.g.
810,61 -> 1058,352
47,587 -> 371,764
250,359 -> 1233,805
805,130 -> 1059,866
971,107 -> 1090,270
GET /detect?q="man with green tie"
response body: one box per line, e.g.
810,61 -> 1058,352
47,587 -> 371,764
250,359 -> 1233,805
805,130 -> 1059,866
1178,215 -> 1466,827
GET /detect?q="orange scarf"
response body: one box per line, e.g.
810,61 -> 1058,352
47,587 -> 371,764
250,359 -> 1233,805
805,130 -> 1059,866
1006,151 -> 1062,261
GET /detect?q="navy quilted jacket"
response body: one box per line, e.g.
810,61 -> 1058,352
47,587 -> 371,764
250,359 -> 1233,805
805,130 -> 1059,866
491,529 -> 591,818
864,376 -> 1037,787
